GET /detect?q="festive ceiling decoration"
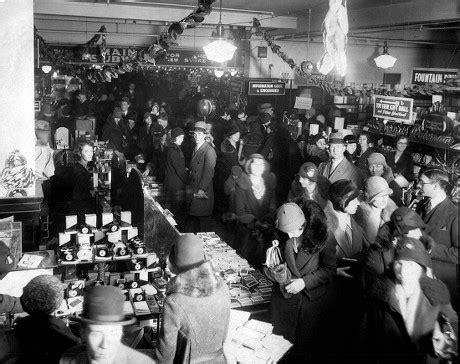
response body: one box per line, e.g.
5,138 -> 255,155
252,18 -> 314,79
34,0 -> 216,83
317,0 -> 348,77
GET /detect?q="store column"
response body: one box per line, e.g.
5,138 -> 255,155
0,0 -> 36,198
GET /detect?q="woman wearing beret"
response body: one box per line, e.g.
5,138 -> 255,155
360,237 -> 458,362
267,201 -> 336,357
156,234 -> 230,364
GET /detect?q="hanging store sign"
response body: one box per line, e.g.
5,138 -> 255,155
411,68 -> 458,85
373,95 -> 413,123
248,82 -> 285,95
38,46 -> 243,68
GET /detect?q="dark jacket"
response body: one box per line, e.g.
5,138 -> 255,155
137,123 -> 154,156
234,172 -> 277,223
164,143 -> 187,208
359,276 -> 458,363
69,162 -> 95,216
102,118 -> 125,152
422,197 -> 458,302
220,138 -> 239,171
268,234 -> 337,349
13,315 -> 80,364
287,174 -> 330,209
0,294 -> 22,314
187,142 -> 217,216
355,147 -> 375,171
387,150 -> 414,182
155,261 -> 230,364
318,157 -> 363,189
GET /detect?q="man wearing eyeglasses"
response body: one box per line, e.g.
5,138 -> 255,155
416,168 -> 458,305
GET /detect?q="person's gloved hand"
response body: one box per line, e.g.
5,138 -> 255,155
285,278 -> 305,295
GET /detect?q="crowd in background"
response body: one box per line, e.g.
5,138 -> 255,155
1,80 -> 457,363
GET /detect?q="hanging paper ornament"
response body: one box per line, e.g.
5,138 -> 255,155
300,61 -> 314,75
197,99 -> 215,117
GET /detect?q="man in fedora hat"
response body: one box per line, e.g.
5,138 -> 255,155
61,286 -> 154,364
185,121 -> 217,232
318,131 -> 363,189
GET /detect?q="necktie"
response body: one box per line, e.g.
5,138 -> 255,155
425,199 -> 432,216
345,223 -> 353,253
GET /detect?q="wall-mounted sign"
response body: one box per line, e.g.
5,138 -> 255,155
373,95 -> 413,123
294,97 -> 313,110
248,82 -> 285,96
411,68 -> 458,85
422,114 -> 447,134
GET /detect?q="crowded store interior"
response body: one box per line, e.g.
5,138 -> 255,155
0,0 -> 459,363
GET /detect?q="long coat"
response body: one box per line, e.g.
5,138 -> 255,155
102,119 -> 125,152
187,142 -> 217,216
422,197 -> 458,303
268,235 -> 337,354
359,276 -> 458,363
318,157 -> 363,189
155,261 -> 230,364
164,143 -> 187,216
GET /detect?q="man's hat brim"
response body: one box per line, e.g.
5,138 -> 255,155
69,314 -> 136,326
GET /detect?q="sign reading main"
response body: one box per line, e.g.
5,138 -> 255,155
373,95 -> 413,123
248,82 -> 285,95
411,68 -> 458,85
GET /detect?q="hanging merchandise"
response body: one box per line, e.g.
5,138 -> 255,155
317,0 -> 348,77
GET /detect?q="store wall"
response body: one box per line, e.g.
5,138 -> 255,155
0,0 -> 36,198
248,39 -> 459,87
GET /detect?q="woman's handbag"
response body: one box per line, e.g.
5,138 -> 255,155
264,240 -> 282,268
432,312 -> 458,361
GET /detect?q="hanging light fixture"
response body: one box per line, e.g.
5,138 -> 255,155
41,65 -> 52,74
82,17 -> 91,61
203,0 -> 237,63
374,42 -> 397,69
214,69 -> 224,78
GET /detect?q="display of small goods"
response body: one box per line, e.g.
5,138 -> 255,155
224,310 -> 293,363
197,232 -> 272,307
57,211 -> 147,264
411,153 -> 444,168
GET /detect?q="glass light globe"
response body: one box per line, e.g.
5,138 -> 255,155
214,69 -> 224,78
374,54 -> 397,69
203,40 -> 237,63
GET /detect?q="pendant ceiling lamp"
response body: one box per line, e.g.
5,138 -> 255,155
374,41 -> 397,69
203,0 -> 236,63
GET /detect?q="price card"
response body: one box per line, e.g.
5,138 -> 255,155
294,97 -> 313,110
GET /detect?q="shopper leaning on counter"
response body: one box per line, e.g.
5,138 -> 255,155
387,135 -> 414,184
156,234 -> 230,364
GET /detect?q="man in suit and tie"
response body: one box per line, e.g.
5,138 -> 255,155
318,132 -> 363,189
186,121 -> 217,233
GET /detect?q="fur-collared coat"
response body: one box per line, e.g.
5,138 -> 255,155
155,261 -> 230,364
187,142 -> 217,216
355,199 -> 398,247
287,174 -> 330,209
359,276 -> 458,363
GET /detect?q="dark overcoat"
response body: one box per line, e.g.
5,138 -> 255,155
318,157 -> 363,189
423,197 -> 458,303
187,142 -> 217,216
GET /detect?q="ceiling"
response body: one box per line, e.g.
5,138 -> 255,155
34,0 -> 460,46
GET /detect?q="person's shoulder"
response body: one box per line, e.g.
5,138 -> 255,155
60,345 -> 87,364
120,344 -> 156,363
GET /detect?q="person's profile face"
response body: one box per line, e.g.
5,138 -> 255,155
371,194 -> 389,209
344,197 -> 360,215
250,158 -> 265,177
85,324 -> 122,363
230,132 -> 240,143
316,138 -> 327,150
